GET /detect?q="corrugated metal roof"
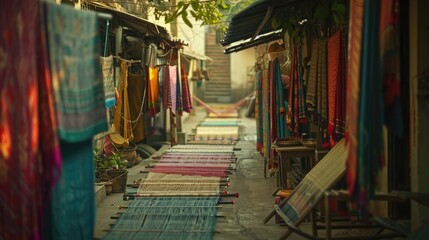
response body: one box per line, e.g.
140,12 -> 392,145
86,1 -> 171,41
221,0 -> 299,53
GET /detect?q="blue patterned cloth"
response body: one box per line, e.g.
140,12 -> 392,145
45,2 -> 107,142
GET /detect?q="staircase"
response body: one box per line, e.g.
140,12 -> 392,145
204,28 -> 231,103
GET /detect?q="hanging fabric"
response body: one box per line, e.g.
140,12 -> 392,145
256,70 -> 264,152
146,43 -> 158,68
181,64 -> 193,113
274,59 -> 288,138
44,2 -> 107,239
147,67 -> 160,116
347,0 -> 385,216
380,0 -> 403,137
306,38 -> 328,144
262,64 -> 270,157
269,60 -> 277,169
327,31 -> 341,146
346,0 -> 364,212
127,71 -> 146,143
100,55 -> 116,108
357,0 -> 384,215
334,27 -> 348,142
176,51 -> 183,115
287,46 -> 297,135
46,1 -> 107,143
163,65 -> 178,115
0,1 -> 62,239
287,45 -> 305,137
112,60 -> 134,146
297,45 -> 307,128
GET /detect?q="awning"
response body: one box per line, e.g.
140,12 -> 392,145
86,1 -> 171,42
221,0 -> 299,53
182,48 -> 213,62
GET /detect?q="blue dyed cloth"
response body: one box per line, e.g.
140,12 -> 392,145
51,140 -> 95,240
355,0 -> 384,215
104,197 -> 219,240
100,55 -> 116,108
45,2 -> 107,142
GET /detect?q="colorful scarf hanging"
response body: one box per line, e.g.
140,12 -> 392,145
112,60 -> 134,145
346,0 -> 364,209
297,45 -> 307,127
262,68 -> 270,157
45,1 -> 107,143
287,45 -> 307,137
256,70 -> 264,152
380,0 -> 403,137
334,27 -> 348,141
328,31 -> 341,139
100,55 -> 116,108
306,39 -> 319,121
269,60 -> 277,169
44,3 -> 107,239
274,59 -> 289,139
176,65 -> 183,115
162,65 -> 179,115
306,38 -> 329,145
147,67 -> 160,116
358,0 -> 385,214
169,65 -> 178,115
128,72 -> 146,143
51,140 -> 96,240
347,0 -> 385,216
287,45 -> 298,136
181,64 -> 193,113
163,65 -> 172,110
327,29 -> 348,146
1,1 -> 61,238
328,31 -> 341,147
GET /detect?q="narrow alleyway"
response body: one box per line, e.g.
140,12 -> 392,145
93,105 -> 311,240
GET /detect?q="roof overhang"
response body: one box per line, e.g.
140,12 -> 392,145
221,0 -> 299,53
86,1 -> 171,42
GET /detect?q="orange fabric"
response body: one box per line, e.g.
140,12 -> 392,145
346,0 -> 364,198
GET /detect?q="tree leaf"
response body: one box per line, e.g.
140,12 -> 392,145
182,13 -> 193,28
191,1 -> 198,11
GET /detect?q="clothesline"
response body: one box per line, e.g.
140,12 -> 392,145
112,55 -> 141,64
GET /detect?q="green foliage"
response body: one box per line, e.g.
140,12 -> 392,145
314,0 -> 347,25
94,148 -> 128,171
148,0 -> 230,28
272,0 -> 347,43
271,1 -> 313,44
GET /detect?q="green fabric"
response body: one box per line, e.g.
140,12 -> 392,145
51,140 -> 95,240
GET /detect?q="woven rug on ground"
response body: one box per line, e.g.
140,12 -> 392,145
170,145 -> 235,151
135,173 -> 221,196
194,126 -> 240,140
188,139 -> 237,145
152,151 -> 234,177
103,196 -> 219,240
203,118 -> 240,122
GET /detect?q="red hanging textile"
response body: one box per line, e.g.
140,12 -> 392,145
0,1 -> 62,239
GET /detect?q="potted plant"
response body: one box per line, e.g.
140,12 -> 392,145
94,148 -> 129,193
